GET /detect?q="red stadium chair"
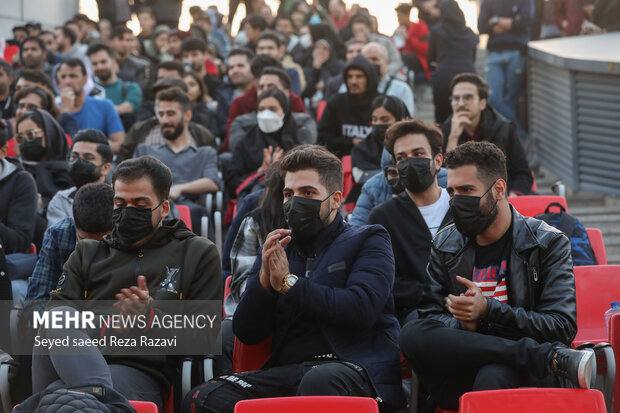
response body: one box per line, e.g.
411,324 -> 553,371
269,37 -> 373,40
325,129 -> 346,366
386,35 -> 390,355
28,243 -> 37,255
234,396 -> 379,413
573,265 -> 620,347
531,171 -> 538,193
587,228 -> 608,265
508,195 -> 568,217
223,275 -> 232,318
316,100 -> 327,122
129,400 -> 159,413
459,388 -> 606,413
609,313 -> 620,413
176,204 -> 192,230
233,336 -> 271,374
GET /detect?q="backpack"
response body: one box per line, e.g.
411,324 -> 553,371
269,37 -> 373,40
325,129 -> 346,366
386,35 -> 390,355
535,202 -> 597,266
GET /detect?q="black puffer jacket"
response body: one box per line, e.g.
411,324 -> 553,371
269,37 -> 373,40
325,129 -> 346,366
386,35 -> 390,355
14,385 -> 135,413
417,206 -> 577,346
441,105 -> 533,195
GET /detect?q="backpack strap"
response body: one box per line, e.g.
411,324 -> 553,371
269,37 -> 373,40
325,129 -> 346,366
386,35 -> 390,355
544,202 -> 566,214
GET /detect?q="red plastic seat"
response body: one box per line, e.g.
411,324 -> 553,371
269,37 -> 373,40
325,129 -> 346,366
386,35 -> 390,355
587,228 -> 608,265
28,243 -> 37,255
609,313 -> 620,412
129,400 -> 159,413
508,195 -> 568,217
459,388 -> 606,413
234,396 -> 379,413
316,100 -> 327,122
233,336 -> 272,374
573,265 -> 620,347
176,204 -> 192,230
223,275 -> 232,317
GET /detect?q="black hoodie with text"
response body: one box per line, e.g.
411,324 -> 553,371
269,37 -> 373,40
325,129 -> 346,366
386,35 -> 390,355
318,55 -> 379,158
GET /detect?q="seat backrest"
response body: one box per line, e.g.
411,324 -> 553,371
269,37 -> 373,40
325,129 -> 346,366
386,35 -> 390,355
28,243 -> 37,255
232,336 -> 272,373
316,100 -> 327,121
586,228 -> 608,265
508,195 -> 568,217
573,265 -> 620,347
223,275 -> 232,317
234,396 -> 379,413
176,205 -> 193,231
459,388 -> 606,413
129,401 -> 159,413
341,155 -> 354,201
609,313 -> 620,413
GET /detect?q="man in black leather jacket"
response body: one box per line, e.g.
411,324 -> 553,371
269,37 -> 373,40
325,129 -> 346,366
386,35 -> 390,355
400,141 -> 595,411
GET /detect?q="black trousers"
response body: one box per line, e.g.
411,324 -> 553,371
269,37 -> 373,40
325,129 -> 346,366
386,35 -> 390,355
181,359 -> 374,413
400,318 -> 560,411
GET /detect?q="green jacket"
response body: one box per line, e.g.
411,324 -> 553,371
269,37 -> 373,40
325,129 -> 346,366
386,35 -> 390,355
49,219 -> 222,388
117,118 -> 217,164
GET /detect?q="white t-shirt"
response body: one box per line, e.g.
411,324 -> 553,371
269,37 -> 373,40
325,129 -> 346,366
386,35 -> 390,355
418,188 -> 450,237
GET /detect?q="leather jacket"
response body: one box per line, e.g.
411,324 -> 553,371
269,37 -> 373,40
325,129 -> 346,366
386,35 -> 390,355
418,206 -> 577,346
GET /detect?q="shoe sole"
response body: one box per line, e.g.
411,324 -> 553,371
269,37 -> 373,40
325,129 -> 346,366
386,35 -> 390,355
578,350 -> 596,389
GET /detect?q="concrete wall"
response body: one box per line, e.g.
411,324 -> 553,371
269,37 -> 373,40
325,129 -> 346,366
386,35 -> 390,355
0,0 -> 79,39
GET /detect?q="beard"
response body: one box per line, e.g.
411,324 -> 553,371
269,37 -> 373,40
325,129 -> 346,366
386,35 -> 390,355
481,190 -> 499,222
95,69 -> 113,82
161,121 -> 184,141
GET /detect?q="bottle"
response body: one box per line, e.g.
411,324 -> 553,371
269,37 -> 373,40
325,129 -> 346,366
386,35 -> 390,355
605,301 -> 620,337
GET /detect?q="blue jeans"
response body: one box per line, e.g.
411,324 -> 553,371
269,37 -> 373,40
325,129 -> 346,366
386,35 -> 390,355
484,50 -> 527,139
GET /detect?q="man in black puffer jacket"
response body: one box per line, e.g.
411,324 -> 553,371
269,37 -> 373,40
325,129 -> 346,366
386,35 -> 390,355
442,73 -> 533,196
400,142 -> 594,412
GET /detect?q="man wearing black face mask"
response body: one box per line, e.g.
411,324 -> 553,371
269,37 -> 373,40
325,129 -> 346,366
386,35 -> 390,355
183,145 -> 405,413
400,141 -> 594,411
368,119 -> 452,324
40,156 -> 221,410
46,129 -> 113,228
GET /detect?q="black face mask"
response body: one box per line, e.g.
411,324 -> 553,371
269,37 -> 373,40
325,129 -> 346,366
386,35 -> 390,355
397,157 -> 436,194
68,158 -> 101,188
372,124 -> 390,143
450,182 -> 499,238
19,140 -> 46,161
283,194 -> 332,242
387,177 -> 406,194
162,121 -> 184,141
112,202 -> 163,246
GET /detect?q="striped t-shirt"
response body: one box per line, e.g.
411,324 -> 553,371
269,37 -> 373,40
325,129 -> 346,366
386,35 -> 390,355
472,224 -> 512,304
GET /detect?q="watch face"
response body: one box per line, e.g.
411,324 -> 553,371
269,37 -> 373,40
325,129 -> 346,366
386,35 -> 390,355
287,275 -> 297,287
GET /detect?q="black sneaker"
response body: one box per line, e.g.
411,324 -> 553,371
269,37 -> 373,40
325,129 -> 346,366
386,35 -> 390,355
550,347 -> 596,389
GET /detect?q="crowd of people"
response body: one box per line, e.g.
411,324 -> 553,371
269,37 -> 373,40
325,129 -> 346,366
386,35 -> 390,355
0,0 -> 616,411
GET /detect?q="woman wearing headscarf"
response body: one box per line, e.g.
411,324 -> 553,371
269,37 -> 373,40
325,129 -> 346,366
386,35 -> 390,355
15,109 -> 72,208
427,0 -> 478,124
224,88 -> 315,198
302,38 -> 345,110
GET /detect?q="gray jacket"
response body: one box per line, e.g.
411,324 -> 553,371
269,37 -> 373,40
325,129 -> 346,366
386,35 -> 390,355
228,112 -> 317,153
46,187 -> 76,228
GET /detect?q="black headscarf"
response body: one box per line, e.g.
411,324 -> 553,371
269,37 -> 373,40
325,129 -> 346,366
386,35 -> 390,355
309,23 -> 346,60
19,109 -> 70,161
433,0 -> 477,46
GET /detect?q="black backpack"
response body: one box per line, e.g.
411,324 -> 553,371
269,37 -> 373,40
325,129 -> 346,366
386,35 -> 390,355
535,202 -> 597,266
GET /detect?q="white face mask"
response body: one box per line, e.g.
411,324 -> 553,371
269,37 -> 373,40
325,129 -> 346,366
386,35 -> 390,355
299,33 -> 312,49
257,110 -> 284,133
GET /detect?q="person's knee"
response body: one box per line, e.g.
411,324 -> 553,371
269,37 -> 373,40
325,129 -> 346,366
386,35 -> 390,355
297,363 -> 366,396
473,364 -> 520,391
181,379 -> 239,413
399,318 -> 438,361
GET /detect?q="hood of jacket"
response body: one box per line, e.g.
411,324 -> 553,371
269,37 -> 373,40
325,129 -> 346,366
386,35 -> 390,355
0,157 -> 22,182
343,55 -> 379,100
380,148 -> 394,169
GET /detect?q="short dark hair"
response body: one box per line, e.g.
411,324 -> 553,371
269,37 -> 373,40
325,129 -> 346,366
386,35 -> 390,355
245,14 -> 268,31
113,156 -> 173,203
58,58 -> 87,77
0,61 -> 14,78
257,88 -> 290,114
156,61 -> 185,77
350,14 -> 372,28
227,47 -> 254,62
15,69 -> 52,90
385,119 -> 444,158
72,129 -> 114,163
273,14 -> 294,27
280,145 -> 343,193
450,73 -> 489,101
180,37 -> 207,54
250,54 -> 283,78
14,86 -> 55,114
257,31 -> 282,48
72,13 -> 92,24
112,26 -> 133,40
86,42 -> 113,58
0,122 -> 8,148
73,183 -> 114,233
137,6 -> 156,19
153,78 -> 188,95
156,87 -> 192,113
260,67 -> 291,91
60,26 -> 77,45
13,26 -> 27,34
22,36 -> 46,52
445,141 -> 508,187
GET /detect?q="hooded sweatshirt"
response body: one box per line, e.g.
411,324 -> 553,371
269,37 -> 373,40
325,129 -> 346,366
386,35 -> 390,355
317,55 -> 379,158
49,219 -> 222,389
0,157 -> 38,254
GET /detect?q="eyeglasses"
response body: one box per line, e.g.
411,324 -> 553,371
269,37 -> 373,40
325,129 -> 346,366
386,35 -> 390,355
448,94 -> 475,104
15,128 -> 43,143
16,102 -> 42,111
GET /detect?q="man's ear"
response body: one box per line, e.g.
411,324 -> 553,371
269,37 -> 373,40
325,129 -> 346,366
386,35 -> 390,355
480,98 -> 487,111
184,109 -> 193,124
331,190 -> 343,210
493,179 -> 507,200
0,144 -> 8,159
161,199 -> 171,219
101,162 -> 112,176
434,152 -> 443,170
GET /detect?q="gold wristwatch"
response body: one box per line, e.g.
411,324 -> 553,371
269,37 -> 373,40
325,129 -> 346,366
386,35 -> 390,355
280,274 -> 299,294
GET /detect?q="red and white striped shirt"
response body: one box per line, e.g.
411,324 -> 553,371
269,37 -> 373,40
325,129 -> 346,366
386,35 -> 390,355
472,260 -> 509,303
